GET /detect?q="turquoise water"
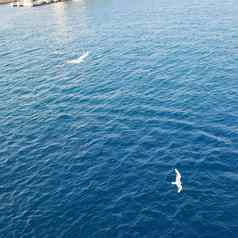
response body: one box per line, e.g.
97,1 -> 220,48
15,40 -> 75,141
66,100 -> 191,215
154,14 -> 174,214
1,0 -> 238,237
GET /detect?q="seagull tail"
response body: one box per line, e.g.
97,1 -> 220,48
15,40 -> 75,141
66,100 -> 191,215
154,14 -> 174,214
171,182 -> 176,185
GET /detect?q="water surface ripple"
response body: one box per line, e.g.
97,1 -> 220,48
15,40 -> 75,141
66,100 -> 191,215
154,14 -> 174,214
1,0 -> 238,237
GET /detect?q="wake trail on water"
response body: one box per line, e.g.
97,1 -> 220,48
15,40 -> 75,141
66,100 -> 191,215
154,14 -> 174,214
66,52 -> 89,64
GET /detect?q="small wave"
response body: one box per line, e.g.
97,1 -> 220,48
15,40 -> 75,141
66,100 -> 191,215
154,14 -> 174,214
66,52 -> 89,64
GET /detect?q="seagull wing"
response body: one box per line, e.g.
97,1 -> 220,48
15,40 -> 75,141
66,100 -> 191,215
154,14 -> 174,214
178,185 -> 182,193
175,168 -> 181,183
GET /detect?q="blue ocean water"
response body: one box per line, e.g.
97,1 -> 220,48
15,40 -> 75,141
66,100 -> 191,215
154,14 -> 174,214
1,0 -> 238,237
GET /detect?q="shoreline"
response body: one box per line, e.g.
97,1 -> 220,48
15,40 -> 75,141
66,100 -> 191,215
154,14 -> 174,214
0,0 -> 15,4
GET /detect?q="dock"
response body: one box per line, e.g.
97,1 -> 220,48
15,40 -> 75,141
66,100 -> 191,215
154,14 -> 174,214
10,0 -> 63,7
0,0 -> 15,4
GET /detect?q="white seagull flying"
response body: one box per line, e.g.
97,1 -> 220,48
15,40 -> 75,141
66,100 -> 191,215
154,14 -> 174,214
66,52 -> 89,64
171,168 -> 182,193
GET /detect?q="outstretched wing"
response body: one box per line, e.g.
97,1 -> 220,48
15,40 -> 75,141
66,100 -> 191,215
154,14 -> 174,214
178,185 -> 182,193
175,168 -> 181,182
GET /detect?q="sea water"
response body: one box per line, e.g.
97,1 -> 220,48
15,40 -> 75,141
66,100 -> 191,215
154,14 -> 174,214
0,0 -> 238,237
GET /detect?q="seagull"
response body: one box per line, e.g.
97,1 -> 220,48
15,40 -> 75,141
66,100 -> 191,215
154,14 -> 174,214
171,168 -> 182,193
66,52 -> 89,64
